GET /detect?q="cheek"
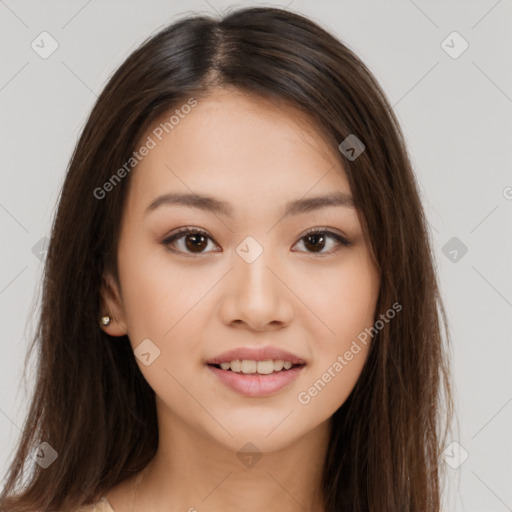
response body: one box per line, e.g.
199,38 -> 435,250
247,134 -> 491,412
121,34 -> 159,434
296,346 -> 369,420
296,249 -> 380,347
116,244 -> 207,405
293,251 -> 379,413
297,253 -> 376,379
118,239 -> 206,339
117,242 -> 213,395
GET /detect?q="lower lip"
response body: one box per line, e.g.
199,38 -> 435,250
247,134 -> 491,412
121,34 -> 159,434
206,364 -> 305,397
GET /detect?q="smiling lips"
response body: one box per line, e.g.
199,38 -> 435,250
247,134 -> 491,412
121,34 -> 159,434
206,345 -> 306,366
217,359 -> 296,374
205,346 -> 306,396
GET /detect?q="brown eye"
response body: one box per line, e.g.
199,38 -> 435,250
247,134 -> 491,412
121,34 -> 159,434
183,233 -> 208,252
162,227 -> 351,257
303,233 -> 327,253
162,227 -> 219,255
293,229 -> 352,255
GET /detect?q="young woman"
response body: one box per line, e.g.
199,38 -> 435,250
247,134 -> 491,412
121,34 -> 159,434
0,6 -> 454,512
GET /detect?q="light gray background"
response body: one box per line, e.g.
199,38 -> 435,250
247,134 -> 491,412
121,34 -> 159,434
1,1 -> 511,510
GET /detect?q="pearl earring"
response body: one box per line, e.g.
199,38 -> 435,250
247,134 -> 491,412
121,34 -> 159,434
100,315 -> 111,326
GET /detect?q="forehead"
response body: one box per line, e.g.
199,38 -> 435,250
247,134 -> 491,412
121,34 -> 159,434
126,87 -> 351,211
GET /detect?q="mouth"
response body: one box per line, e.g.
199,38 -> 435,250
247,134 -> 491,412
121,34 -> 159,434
207,359 -> 306,374
206,359 -> 307,397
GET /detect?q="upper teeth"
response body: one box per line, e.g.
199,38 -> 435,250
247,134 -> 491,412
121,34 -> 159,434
219,360 -> 294,374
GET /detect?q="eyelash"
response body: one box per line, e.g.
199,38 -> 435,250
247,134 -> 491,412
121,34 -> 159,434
161,226 -> 352,257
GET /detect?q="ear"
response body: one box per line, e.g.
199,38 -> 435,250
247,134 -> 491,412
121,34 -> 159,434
99,271 -> 128,336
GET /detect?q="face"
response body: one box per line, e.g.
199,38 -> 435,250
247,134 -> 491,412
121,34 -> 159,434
101,86 -> 380,453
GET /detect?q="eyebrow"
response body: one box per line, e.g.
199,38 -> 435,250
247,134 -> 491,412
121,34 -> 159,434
145,191 -> 355,218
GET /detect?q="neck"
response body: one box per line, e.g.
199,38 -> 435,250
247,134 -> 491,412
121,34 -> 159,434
135,402 -> 332,512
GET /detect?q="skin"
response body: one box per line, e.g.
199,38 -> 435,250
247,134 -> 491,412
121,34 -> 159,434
100,86 -> 380,512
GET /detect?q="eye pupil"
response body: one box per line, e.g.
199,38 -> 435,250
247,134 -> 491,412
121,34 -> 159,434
185,234 -> 208,252
304,234 -> 325,252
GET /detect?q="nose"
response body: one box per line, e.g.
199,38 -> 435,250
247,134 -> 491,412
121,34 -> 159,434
217,244 -> 293,332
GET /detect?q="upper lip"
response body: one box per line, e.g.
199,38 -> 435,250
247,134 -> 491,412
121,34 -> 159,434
206,346 -> 306,365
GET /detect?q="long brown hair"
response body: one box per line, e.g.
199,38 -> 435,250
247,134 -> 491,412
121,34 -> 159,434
0,6 -> 454,511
